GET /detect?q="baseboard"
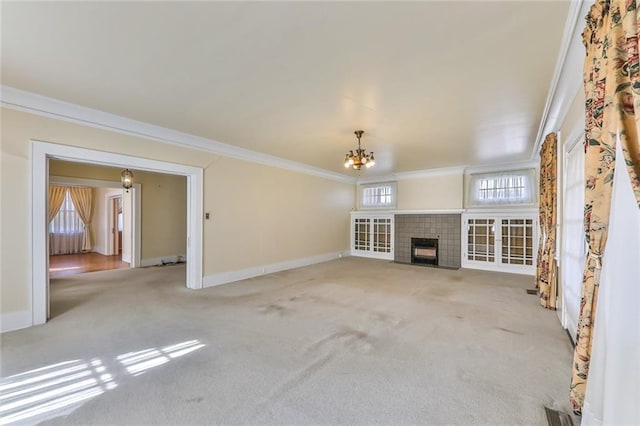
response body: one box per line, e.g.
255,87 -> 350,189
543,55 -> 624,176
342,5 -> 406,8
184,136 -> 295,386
461,261 -> 535,276
140,254 -> 186,267
0,310 -> 32,333
93,246 -> 108,256
203,251 -> 349,288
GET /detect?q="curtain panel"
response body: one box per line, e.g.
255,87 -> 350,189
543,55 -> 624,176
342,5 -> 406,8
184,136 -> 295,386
49,189 -> 84,255
536,132 -> 558,310
48,186 -> 67,223
571,0 -> 640,414
68,187 -> 94,252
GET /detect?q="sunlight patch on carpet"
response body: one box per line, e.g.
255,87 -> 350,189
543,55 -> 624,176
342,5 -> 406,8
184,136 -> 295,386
0,340 -> 204,425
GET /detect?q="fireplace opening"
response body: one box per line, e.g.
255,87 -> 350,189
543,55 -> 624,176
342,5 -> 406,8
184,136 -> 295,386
411,238 -> 438,266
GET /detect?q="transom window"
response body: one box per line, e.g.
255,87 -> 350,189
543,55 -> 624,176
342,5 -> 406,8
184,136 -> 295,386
359,182 -> 397,209
467,169 -> 535,207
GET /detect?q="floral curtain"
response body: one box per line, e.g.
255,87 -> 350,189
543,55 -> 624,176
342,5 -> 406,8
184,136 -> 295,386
571,0 -> 640,414
536,132 -> 558,309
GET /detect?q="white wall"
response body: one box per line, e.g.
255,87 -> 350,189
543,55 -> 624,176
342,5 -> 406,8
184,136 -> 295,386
93,187 -> 122,255
397,172 -> 464,210
203,155 -> 353,276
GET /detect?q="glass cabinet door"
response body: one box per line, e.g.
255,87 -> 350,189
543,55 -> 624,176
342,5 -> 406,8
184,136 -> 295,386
501,218 -> 534,266
354,218 -> 371,251
351,215 -> 394,260
372,218 -> 392,253
467,218 -> 495,262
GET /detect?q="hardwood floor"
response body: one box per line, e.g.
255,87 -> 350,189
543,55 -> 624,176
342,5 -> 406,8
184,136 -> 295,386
49,252 -> 129,278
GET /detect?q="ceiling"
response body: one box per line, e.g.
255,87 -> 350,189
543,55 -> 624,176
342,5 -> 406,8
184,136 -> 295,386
2,1 -> 570,176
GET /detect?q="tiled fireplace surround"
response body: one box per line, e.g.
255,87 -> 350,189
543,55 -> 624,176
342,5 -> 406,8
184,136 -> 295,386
394,214 -> 462,269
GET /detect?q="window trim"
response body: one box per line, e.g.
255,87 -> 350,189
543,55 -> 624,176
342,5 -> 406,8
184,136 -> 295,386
49,189 -> 84,235
466,169 -> 536,208
358,181 -> 397,210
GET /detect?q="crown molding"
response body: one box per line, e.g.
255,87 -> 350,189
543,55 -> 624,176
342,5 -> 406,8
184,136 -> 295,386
532,0 -> 591,159
1,85 -> 355,184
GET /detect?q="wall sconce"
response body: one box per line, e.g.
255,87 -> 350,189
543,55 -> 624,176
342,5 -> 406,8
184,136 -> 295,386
121,169 -> 134,192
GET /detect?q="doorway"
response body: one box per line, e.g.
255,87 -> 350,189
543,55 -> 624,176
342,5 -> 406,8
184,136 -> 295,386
47,175 -> 138,279
110,195 -> 123,257
32,141 -> 204,327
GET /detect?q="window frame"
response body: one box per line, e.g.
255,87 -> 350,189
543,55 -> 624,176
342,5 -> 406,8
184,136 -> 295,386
49,190 -> 84,235
358,181 -> 397,210
466,169 -> 536,208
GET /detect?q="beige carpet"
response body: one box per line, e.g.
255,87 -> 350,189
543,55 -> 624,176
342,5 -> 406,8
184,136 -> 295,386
0,258 -> 574,425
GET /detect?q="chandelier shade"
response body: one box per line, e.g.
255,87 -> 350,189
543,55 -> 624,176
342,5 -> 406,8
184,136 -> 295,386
343,130 -> 375,171
121,169 -> 134,192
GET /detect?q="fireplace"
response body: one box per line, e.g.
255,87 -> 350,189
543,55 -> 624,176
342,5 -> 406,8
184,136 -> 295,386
394,214 -> 461,269
411,238 -> 438,266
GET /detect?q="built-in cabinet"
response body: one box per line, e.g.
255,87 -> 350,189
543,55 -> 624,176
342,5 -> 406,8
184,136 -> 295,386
350,213 -> 394,260
462,212 -> 537,275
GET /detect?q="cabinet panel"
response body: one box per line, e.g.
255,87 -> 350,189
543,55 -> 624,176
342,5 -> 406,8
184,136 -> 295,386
463,213 -> 536,274
351,214 -> 394,260
354,218 -> 371,251
467,218 -> 495,262
373,218 -> 392,253
501,218 -> 534,266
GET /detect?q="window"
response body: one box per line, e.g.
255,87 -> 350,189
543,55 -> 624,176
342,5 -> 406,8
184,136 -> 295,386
49,190 -> 84,255
560,142 -> 586,339
359,182 -> 397,209
467,169 -> 535,207
117,197 -> 124,232
49,191 -> 83,235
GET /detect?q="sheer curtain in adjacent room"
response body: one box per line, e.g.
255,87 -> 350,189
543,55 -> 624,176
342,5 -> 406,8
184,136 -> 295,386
49,189 -> 84,255
68,186 -> 94,251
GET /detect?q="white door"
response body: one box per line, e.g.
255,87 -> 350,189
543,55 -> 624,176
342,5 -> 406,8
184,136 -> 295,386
121,188 -> 134,264
561,142 -> 586,340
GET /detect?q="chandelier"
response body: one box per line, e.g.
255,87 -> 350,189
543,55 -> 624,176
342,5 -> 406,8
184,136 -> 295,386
121,169 -> 134,193
343,130 -> 375,170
